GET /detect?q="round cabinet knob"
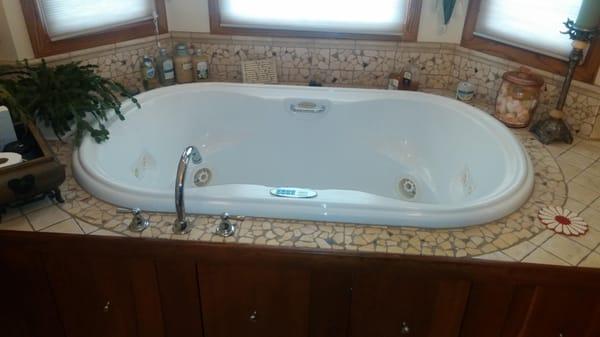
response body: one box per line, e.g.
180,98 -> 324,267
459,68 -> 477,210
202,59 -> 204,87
559,333 -> 564,337
103,300 -> 111,313
400,321 -> 410,335
249,310 -> 258,322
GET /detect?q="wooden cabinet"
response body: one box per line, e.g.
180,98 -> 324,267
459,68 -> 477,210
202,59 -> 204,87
504,285 -> 600,337
198,264 -> 311,337
1,232 -> 600,337
349,271 -> 470,337
155,257 -> 204,337
196,263 -> 352,337
0,246 -> 64,337
43,254 -> 163,337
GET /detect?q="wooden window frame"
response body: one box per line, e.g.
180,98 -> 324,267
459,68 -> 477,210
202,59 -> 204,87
208,0 -> 422,42
20,0 -> 168,58
461,0 -> 600,83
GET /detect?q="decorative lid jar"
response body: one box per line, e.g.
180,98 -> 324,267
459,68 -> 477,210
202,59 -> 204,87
494,68 -> 544,128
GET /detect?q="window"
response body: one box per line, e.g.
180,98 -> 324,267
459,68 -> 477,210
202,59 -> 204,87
462,0 -> 600,83
208,0 -> 422,41
21,0 -> 168,57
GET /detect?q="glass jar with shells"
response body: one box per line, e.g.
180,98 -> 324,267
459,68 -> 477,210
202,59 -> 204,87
494,68 -> 544,128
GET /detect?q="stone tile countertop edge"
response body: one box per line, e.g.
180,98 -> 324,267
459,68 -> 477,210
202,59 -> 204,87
1,90 -> 600,269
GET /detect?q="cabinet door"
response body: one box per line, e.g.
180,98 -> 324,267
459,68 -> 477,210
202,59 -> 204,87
0,246 -> 64,337
44,254 -> 163,337
156,257 -> 204,337
198,264 -> 311,337
505,285 -> 600,337
459,283 -> 516,337
349,271 -> 470,337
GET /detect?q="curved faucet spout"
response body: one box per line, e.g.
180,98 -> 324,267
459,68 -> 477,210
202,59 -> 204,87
173,145 -> 202,234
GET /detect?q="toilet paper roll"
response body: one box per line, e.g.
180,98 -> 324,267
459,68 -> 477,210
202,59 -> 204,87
0,152 -> 23,169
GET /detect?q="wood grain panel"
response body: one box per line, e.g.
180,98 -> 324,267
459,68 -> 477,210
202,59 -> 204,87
156,258 -> 204,337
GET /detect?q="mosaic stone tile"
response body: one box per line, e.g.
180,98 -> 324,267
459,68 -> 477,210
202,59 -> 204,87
330,49 -> 395,72
238,219 -> 345,249
395,49 -> 454,76
280,67 -> 312,83
352,71 -> 387,88
41,33 -> 600,139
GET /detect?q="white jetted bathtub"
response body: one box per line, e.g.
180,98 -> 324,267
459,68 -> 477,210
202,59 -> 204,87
73,83 -> 533,228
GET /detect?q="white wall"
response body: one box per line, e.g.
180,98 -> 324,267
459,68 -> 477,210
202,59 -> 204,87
0,0 -> 33,60
417,0 -> 468,43
0,3 -> 17,60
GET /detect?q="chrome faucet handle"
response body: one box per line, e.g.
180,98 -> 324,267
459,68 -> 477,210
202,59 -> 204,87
116,207 -> 150,232
215,212 -> 243,237
221,212 -> 244,221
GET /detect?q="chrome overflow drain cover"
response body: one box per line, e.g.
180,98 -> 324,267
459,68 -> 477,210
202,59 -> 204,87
194,168 -> 212,186
398,178 -> 416,199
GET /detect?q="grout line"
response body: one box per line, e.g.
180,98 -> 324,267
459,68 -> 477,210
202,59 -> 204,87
20,201 -> 54,215
24,216 -> 36,232
529,246 -> 573,266
73,219 -> 86,234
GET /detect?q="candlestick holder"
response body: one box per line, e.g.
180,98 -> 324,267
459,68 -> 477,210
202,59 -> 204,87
530,19 -> 600,144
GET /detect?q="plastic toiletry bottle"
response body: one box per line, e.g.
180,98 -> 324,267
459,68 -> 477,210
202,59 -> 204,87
140,55 -> 159,90
174,43 -> 193,84
193,48 -> 209,81
157,48 -> 175,86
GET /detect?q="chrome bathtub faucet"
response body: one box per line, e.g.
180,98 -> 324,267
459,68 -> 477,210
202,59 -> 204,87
172,145 -> 202,234
116,207 -> 150,232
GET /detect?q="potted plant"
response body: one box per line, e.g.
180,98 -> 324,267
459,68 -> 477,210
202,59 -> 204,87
0,60 -> 139,210
1,60 -> 139,145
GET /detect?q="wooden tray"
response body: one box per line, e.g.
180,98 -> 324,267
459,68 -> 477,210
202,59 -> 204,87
0,123 -> 65,206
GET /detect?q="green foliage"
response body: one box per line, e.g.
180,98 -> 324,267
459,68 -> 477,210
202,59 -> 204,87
0,60 -> 139,145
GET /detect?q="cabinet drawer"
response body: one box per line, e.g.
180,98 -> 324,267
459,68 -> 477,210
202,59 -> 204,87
349,272 -> 470,337
198,264 -> 310,337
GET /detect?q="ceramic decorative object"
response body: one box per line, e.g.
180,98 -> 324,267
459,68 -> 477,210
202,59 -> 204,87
495,68 -> 544,128
241,59 -> 278,84
538,206 -> 588,236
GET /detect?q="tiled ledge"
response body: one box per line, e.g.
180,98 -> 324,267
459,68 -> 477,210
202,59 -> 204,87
1,88 -> 599,268
1,32 -> 598,137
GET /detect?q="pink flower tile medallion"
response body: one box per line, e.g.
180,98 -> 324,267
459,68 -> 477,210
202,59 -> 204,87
538,206 -> 588,236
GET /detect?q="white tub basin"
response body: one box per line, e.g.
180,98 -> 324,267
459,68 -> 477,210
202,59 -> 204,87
73,83 -> 533,227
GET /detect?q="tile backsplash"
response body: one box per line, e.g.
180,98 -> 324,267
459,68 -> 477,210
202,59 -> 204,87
21,31 -> 600,139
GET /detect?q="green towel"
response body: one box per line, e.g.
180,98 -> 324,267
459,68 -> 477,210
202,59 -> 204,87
443,0 -> 457,25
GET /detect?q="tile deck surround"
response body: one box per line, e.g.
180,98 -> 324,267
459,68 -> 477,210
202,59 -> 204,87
1,88 -> 600,269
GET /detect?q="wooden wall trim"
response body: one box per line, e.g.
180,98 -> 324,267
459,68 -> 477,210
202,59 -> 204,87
20,0 -> 168,58
208,0 -> 422,42
461,0 -> 600,84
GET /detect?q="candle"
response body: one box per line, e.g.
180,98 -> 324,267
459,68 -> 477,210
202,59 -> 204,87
575,0 -> 600,30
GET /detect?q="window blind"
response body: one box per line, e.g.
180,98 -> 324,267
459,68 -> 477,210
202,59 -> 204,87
218,0 -> 410,35
38,0 -> 156,41
474,0 -> 582,60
